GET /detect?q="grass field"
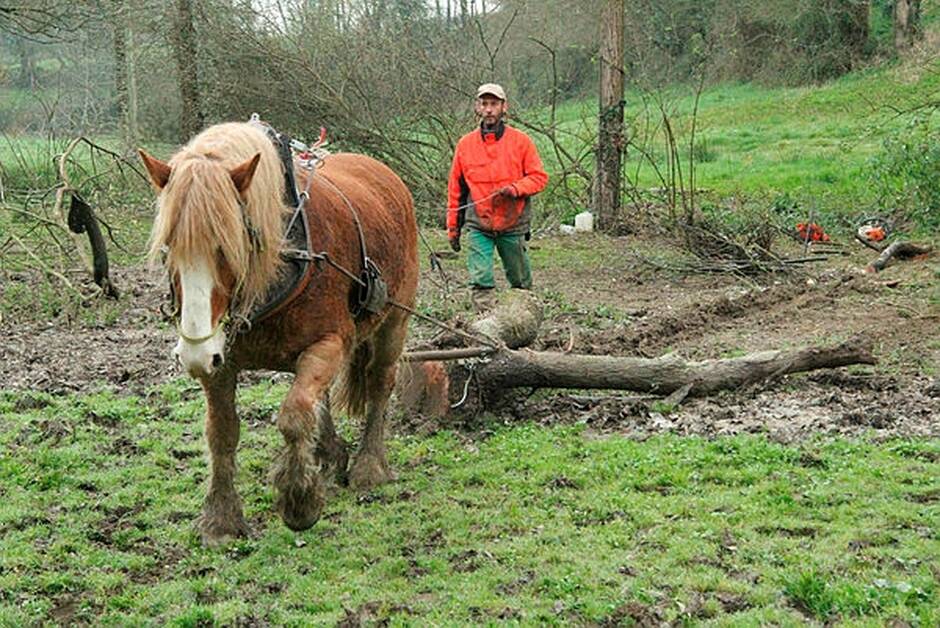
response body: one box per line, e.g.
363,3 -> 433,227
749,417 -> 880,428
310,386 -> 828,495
1,382 -> 938,625
527,59 -> 940,227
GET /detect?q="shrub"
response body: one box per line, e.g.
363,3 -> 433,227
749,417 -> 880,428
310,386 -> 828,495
867,116 -> 940,232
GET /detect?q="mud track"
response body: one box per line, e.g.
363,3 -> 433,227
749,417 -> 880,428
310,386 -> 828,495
1,236 -> 937,442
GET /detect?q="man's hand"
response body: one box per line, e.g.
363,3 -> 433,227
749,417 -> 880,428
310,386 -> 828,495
497,185 -> 517,198
449,237 -> 461,252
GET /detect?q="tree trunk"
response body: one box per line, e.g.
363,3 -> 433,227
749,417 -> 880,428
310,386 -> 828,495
894,0 -> 921,52
126,26 -> 139,147
593,0 -> 625,232
173,0 -> 203,141
14,37 -> 37,89
111,0 -> 138,152
473,339 -> 875,399
112,5 -> 128,137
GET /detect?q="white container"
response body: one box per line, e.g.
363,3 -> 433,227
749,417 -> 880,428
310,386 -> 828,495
574,211 -> 594,232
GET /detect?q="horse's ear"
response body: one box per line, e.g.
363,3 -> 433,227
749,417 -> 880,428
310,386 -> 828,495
229,153 -> 262,195
138,149 -> 172,190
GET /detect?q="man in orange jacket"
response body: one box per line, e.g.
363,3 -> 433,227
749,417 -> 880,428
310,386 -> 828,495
447,83 -> 548,294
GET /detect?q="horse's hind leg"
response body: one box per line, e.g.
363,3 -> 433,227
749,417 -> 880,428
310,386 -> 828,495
272,334 -> 344,531
198,368 -> 250,546
313,392 -> 349,487
349,310 -> 408,491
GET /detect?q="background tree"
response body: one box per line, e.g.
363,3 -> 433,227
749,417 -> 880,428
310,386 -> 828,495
173,0 -> 202,141
0,2 -> 88,39
593,0 -> 624,232
0,0 -> 907,228
894,0 -> 922,51
109,0 -> 139,151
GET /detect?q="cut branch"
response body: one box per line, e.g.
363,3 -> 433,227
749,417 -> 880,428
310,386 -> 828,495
865,241 -> 932,273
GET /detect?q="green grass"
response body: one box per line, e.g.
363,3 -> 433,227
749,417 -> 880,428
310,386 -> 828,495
1,382 -> 937,625
528,60 -> 940,227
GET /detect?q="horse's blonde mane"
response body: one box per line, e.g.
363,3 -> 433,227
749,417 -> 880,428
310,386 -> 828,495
149,122 -> 289,317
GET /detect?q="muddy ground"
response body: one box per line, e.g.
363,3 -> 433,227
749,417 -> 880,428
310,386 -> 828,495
1,233 -> 937,441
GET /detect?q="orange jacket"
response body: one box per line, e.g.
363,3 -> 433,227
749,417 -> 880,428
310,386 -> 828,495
447,123 -> 548,237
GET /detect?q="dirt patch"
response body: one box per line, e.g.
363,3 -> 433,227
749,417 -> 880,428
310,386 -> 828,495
0,265 -> 177,395
1,235 -> 937,442
525,370 -> 940,441
336,601 -> 415,627
509,240 -> 939,441
602,601 -> 665,627
449,549 -> 485,573
538,278 -> 811,358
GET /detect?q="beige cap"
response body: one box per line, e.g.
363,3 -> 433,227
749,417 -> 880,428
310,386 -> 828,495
476,83 -> 506,101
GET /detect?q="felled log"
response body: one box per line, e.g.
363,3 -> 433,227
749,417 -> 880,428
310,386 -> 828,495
399,290 -> 877,416
397,290 -> 543,417
865,241 -> 932,273
468,289 -> 542,349
410,289 -> 544,354
472,337 -> 875,399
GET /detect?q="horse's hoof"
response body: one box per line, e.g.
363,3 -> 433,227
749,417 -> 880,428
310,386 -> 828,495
349,453 -> 395,491
272,447 -> 326,531
275,481 -> 325,531
197,513 -> 250,547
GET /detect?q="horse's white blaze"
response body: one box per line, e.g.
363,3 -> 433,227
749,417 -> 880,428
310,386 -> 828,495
174,257 -> 226,377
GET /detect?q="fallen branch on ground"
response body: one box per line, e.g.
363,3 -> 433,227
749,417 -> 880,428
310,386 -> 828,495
865,241 -> 932,273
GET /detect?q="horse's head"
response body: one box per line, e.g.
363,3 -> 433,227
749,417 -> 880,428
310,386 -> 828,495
141,148 -> 262,378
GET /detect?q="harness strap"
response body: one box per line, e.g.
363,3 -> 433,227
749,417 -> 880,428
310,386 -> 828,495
314,172 -> 388,317
236,115 -> 314,326
249,113 -> 301,208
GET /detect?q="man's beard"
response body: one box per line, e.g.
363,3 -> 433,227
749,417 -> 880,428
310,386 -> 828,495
481,113 -> 503,129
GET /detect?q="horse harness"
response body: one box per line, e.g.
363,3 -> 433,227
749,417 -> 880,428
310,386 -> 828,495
248,115 -> 389,324
165,117 -> 390,335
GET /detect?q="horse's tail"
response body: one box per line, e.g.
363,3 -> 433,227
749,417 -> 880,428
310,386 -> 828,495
331,339 -> 372,420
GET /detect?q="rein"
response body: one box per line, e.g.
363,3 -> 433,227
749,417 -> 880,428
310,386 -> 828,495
310,251 -> 500,350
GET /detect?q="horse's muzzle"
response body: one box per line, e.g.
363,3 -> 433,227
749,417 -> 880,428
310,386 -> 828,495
174,337 -> 225,379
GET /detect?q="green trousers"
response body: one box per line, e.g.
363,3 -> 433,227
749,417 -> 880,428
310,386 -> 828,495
466,228 -> 532,289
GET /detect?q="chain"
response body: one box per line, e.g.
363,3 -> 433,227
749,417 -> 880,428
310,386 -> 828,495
312,251 -> 500,350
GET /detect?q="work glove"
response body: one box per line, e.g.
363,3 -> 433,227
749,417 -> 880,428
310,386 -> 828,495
497,185 -> 517,198
449,236 -> 461,252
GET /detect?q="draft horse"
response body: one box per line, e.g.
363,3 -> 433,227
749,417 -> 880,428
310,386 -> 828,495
140,122 -> 418,545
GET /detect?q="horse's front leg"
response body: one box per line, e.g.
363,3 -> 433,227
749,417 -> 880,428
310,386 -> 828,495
198,367 -> 250,546
272,334 -> 345,531
314,392 -> 349,488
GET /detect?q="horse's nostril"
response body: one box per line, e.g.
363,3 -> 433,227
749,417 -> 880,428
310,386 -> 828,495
212,353 -> 223,368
